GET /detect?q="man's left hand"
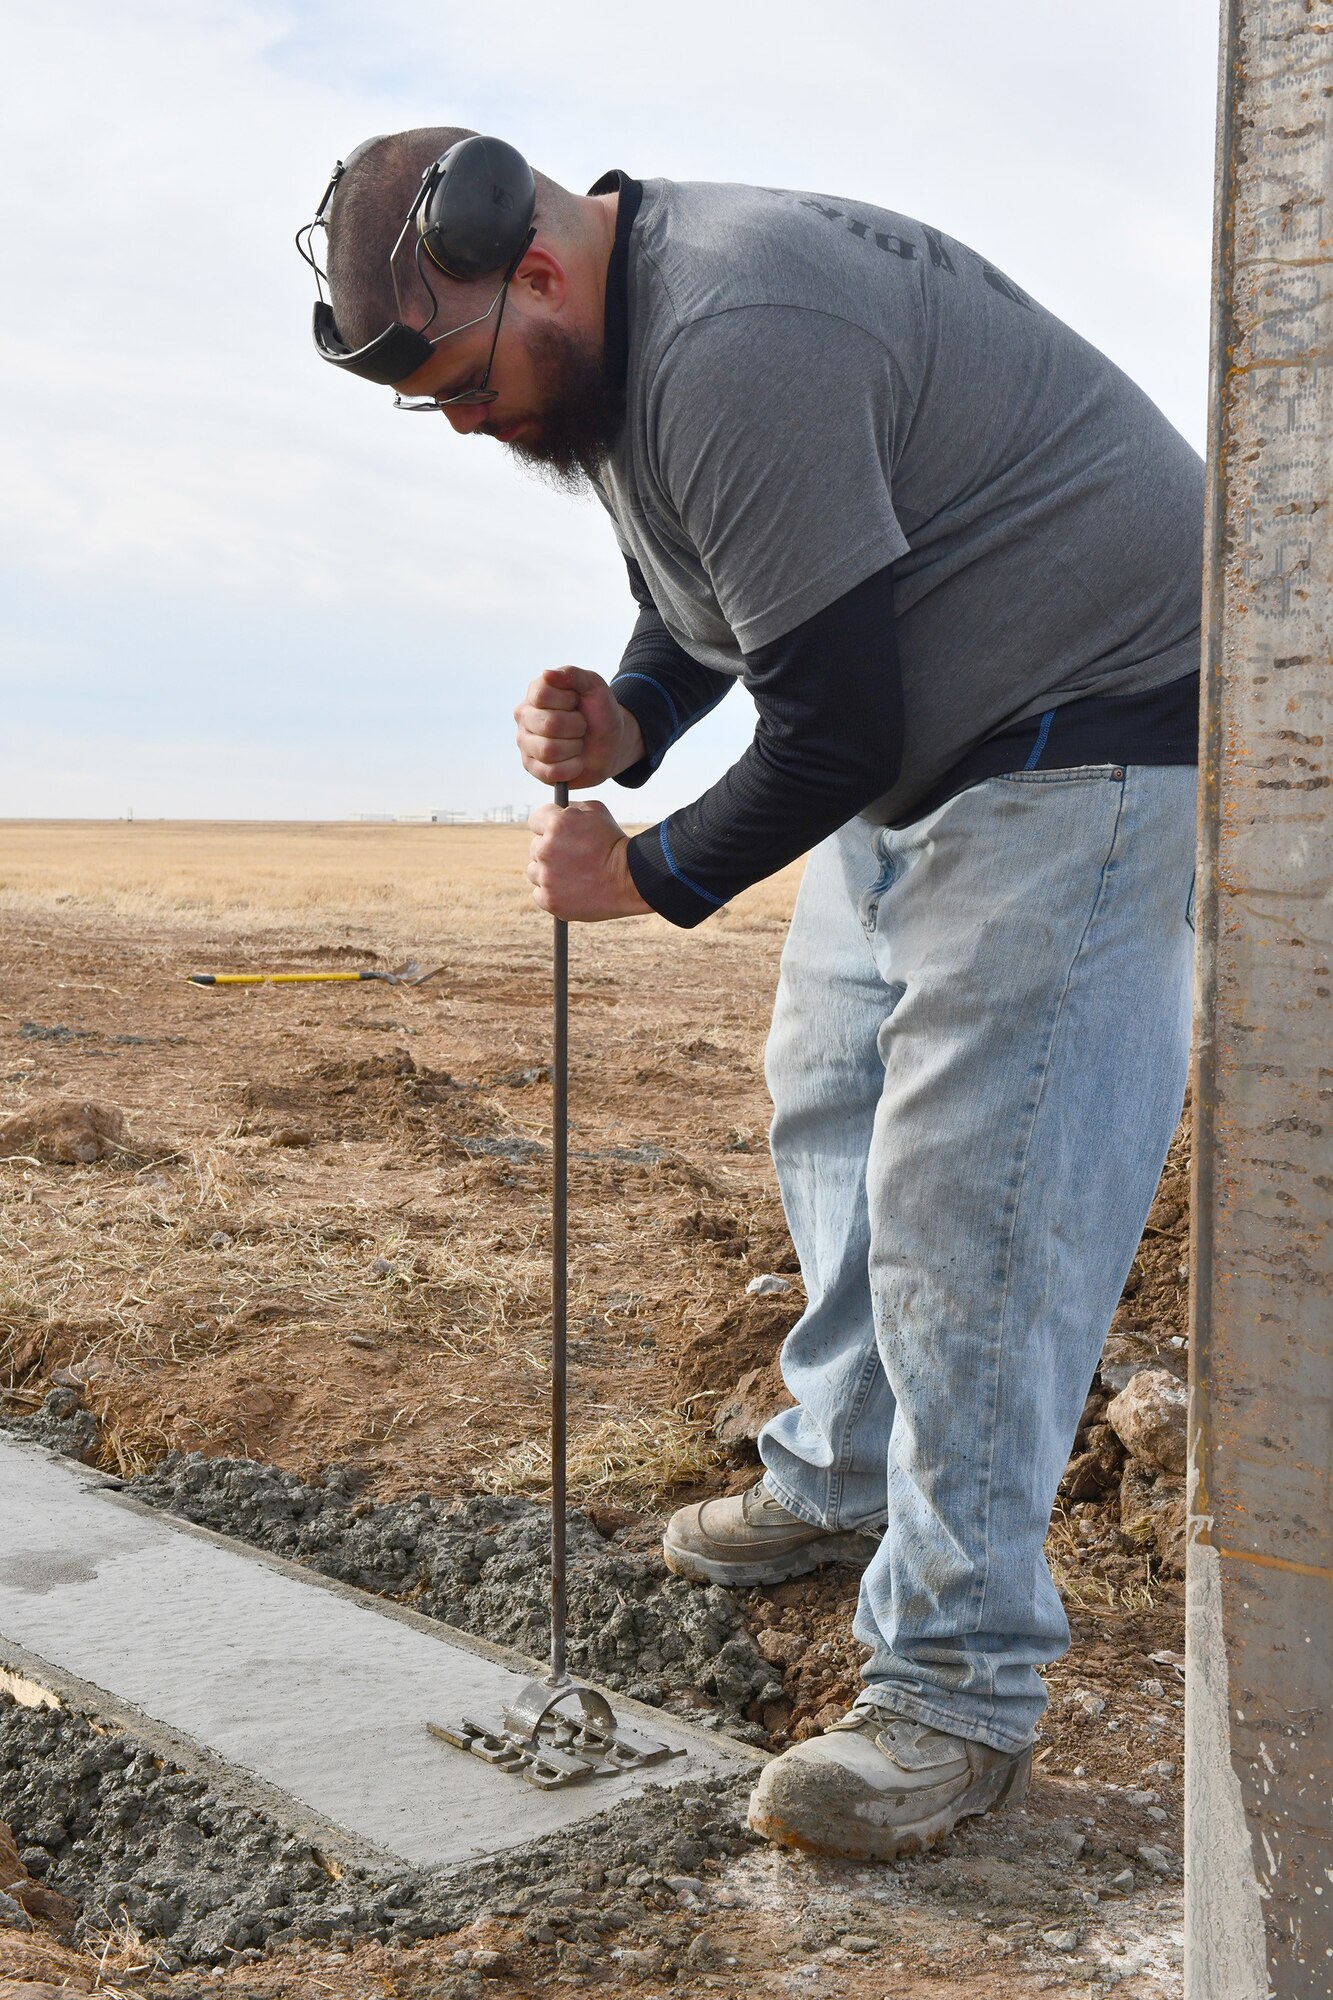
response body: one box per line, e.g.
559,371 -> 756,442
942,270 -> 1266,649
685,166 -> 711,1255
527,800 -> 652,921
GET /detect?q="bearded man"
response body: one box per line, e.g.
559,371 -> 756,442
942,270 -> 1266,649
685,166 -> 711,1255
304,127 -> 1201,1860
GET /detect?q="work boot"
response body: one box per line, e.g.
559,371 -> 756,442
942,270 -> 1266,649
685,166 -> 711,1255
747,1705 -> 1032,1861
662,1479 -> 881,1587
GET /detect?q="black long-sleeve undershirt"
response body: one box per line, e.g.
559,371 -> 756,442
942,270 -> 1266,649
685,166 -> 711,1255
609,561 -> 903,928
606,563 -> 736,789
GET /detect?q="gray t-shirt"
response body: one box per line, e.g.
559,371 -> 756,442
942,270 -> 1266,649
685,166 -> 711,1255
591,177 -> 1203,822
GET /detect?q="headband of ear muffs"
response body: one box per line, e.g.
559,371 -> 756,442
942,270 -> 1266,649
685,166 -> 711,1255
305,134 -> 537,383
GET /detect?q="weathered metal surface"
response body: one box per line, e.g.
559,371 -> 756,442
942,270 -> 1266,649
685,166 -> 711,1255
1187,0 -> 1333,1994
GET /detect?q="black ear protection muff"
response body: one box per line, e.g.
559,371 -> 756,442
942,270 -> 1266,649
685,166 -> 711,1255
416,135 -> 536,282
297,135 -> 538,386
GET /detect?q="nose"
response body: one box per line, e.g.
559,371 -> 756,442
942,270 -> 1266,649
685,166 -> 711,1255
443,402 -> 490,436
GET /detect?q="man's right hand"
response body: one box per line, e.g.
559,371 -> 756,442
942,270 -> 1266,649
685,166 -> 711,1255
513,667 -> 645,788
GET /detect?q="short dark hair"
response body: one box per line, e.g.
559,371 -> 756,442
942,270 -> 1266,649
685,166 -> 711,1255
326,126 -> 478,350
325,126 -> 580,351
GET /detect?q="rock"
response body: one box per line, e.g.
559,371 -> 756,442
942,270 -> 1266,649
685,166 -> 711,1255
0,1096 -> 128,1166
0,1889 -> 32,1930
1137,1843 -> 1178,1877
713,1358 -> 793,1444
50,1357 -> 112,1390
1101,1361 -> 1145,1394
1108,1868 -> 1135,1892
468,1948 -> 507,1975
745,1273 -> 791,1296
1061,1423 -> 1124,1501
685,1932 -> 725,1969
1107,1368 -> 1187,1476
1046,1823 -> 1087,1861
755,1627 -> 806,1666
841,1934 -> 877,1953
1041,1928 -> 1080,1952
1065,1691 -> 1105,1720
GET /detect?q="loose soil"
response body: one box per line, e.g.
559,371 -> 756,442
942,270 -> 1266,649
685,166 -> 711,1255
0,824 -> 1192,1997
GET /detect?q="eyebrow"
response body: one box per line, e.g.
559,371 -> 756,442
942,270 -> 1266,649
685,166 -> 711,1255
430,366 -> 485,405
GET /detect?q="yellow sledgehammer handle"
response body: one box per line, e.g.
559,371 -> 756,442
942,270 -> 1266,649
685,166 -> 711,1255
189,971 -> 377,986
270,971 -> 369,984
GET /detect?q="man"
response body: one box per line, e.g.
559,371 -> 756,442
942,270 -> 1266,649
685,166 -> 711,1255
306,127 -> 1201,1861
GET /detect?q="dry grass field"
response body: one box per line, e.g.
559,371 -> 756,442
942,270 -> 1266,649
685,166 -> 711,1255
0,819 -> 805,927
0,821 -> 1190,2000
0,821 -> 804,1501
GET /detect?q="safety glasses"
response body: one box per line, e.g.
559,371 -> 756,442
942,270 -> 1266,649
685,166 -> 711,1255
296,160 -> 530,392
391,272 -> 513,410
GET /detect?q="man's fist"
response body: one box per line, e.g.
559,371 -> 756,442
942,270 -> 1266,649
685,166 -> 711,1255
513,667 -> 644,788
527,800 -> 652,922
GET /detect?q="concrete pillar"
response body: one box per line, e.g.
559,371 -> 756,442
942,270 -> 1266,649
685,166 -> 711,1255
1187,1 -> 1333,1995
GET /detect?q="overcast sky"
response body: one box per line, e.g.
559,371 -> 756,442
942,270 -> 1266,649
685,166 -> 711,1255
1,0 -> 1219,822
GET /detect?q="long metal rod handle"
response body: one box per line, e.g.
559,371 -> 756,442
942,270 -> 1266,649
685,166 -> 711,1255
550,780 -> 569,1687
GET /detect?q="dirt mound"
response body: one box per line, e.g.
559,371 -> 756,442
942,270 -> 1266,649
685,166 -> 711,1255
130,1456 -> 780,1730
670,1294 -> 803,1400
0,1097 -> 132,1167
237,1049 -> 515,1154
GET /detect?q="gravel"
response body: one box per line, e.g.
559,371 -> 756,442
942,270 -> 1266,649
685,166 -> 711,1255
0,1691 -> 754,1966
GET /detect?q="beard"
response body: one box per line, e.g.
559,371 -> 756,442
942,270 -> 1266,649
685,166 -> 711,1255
498,321 -> 624,494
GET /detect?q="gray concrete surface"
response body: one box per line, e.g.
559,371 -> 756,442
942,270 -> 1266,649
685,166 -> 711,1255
0,1437 -> 754,1871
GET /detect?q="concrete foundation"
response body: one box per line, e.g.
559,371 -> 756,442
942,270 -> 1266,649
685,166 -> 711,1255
0,1438 -> 756,1873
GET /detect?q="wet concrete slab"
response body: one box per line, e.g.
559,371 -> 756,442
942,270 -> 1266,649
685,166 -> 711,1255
0,1437 -> 756,1872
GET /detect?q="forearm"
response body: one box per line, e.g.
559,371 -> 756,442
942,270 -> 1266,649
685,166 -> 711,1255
626,565 -> 902,927
610,605 -> 735,785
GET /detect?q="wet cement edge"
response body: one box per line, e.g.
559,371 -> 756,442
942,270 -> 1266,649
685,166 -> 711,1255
2,1439 -> 762,1883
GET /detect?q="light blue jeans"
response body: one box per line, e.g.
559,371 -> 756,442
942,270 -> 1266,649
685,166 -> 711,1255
758,764 -> 1196,1753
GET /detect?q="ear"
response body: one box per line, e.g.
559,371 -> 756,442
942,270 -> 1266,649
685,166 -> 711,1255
510,244 -> 567,311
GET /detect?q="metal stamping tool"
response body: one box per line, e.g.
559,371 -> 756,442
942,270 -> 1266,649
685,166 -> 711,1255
429,782 -> 677,1788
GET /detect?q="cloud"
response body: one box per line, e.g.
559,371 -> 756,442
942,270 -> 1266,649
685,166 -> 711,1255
0,0 -> 1216,818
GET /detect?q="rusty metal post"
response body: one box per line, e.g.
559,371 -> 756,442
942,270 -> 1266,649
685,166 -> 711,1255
1187,0 -> 1333,1994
